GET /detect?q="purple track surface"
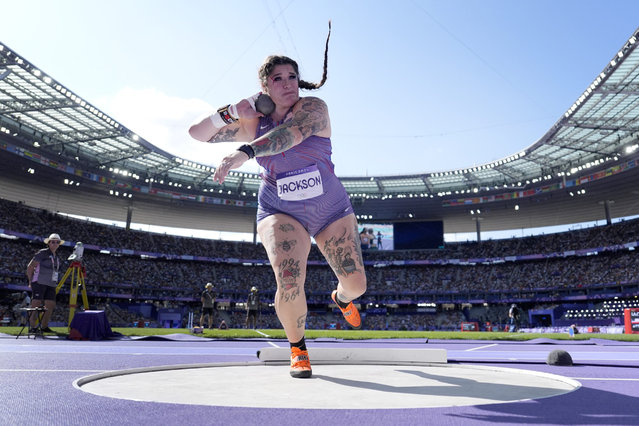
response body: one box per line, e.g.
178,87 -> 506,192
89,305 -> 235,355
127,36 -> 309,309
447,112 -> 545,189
2,334 -> 638,425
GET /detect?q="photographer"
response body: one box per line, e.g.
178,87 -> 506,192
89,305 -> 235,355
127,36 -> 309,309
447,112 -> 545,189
26,233 -> 64,333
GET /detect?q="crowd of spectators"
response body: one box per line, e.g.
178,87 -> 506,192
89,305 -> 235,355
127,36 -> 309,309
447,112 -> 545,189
1,198 -> 638,329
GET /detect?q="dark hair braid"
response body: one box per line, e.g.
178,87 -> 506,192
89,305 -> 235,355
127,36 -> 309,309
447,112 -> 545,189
259,21 -> 331,91
299,21 -> 331,90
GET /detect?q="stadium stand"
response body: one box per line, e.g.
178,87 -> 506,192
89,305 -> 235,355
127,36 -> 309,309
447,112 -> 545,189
1,198 -> 637,331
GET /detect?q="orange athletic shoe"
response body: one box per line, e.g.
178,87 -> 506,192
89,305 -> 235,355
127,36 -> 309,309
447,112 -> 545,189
290,346 -> 312,378
331,290 -> 362,329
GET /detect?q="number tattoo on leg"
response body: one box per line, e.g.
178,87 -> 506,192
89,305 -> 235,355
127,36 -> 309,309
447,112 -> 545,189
278,258 -> 302,302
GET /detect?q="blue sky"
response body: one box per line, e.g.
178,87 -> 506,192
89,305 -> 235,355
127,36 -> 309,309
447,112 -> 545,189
2,0 -> 639,179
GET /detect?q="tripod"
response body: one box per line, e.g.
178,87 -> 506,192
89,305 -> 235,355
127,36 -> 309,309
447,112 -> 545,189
55,260 -> 89,327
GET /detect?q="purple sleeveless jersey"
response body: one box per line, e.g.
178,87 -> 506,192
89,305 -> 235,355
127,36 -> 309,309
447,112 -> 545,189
254,114 -> 354,236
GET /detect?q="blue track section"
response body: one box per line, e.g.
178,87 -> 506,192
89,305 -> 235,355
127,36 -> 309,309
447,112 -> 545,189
2,334 -> 638,425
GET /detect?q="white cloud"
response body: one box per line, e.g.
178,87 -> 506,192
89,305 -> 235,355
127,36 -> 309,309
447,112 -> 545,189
96,87 -> 261,173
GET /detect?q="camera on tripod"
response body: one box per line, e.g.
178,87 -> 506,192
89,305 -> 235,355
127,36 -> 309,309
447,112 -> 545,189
68,242 -> 84,261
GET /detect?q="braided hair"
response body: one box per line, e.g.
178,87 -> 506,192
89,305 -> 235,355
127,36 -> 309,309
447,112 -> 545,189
258,21 -> 331,90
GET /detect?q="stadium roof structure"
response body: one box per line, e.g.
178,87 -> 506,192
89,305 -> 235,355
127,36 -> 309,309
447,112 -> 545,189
1,27 -> 639,234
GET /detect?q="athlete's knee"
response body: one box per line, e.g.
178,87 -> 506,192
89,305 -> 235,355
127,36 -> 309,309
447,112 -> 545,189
274,256 -> 307,300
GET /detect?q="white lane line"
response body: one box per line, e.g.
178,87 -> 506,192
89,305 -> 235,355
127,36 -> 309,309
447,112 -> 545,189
252,329 -> 280,347
250,329 -> 280,347
466,343 -> 498,352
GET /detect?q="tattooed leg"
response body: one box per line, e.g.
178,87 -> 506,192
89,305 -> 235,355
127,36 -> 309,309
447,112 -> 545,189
315,214 -> 367,303
257,214 -> 311,343
321,226 -> 362,277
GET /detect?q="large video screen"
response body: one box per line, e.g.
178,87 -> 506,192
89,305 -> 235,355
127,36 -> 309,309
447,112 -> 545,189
393,221 -> 444,250
358,224 -> 394,251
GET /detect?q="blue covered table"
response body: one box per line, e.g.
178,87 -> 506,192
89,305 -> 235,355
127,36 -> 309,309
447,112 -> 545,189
69,310 -> 118,340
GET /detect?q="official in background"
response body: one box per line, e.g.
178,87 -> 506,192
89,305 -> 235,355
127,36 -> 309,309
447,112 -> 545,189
246,286 -> 260,329
509,303 -> 521,332
200,283 -> 216,329
26,233 -> 64,333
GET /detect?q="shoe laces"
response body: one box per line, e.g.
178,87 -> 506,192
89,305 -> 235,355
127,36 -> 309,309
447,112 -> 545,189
290,347 -> 311,369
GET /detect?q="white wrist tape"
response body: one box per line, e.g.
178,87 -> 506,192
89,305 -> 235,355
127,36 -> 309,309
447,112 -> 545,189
228,104 -> 240,120
210,94 -> 261,128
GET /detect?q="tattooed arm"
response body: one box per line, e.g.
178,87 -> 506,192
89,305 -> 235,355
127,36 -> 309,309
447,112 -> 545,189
251,96 -> 330,156
188,97 -> 260,143
212,96 -> 330,184
189,116 -> 259,143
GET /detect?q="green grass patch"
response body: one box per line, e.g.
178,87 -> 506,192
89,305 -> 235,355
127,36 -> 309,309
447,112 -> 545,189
2,326 -> 638,342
